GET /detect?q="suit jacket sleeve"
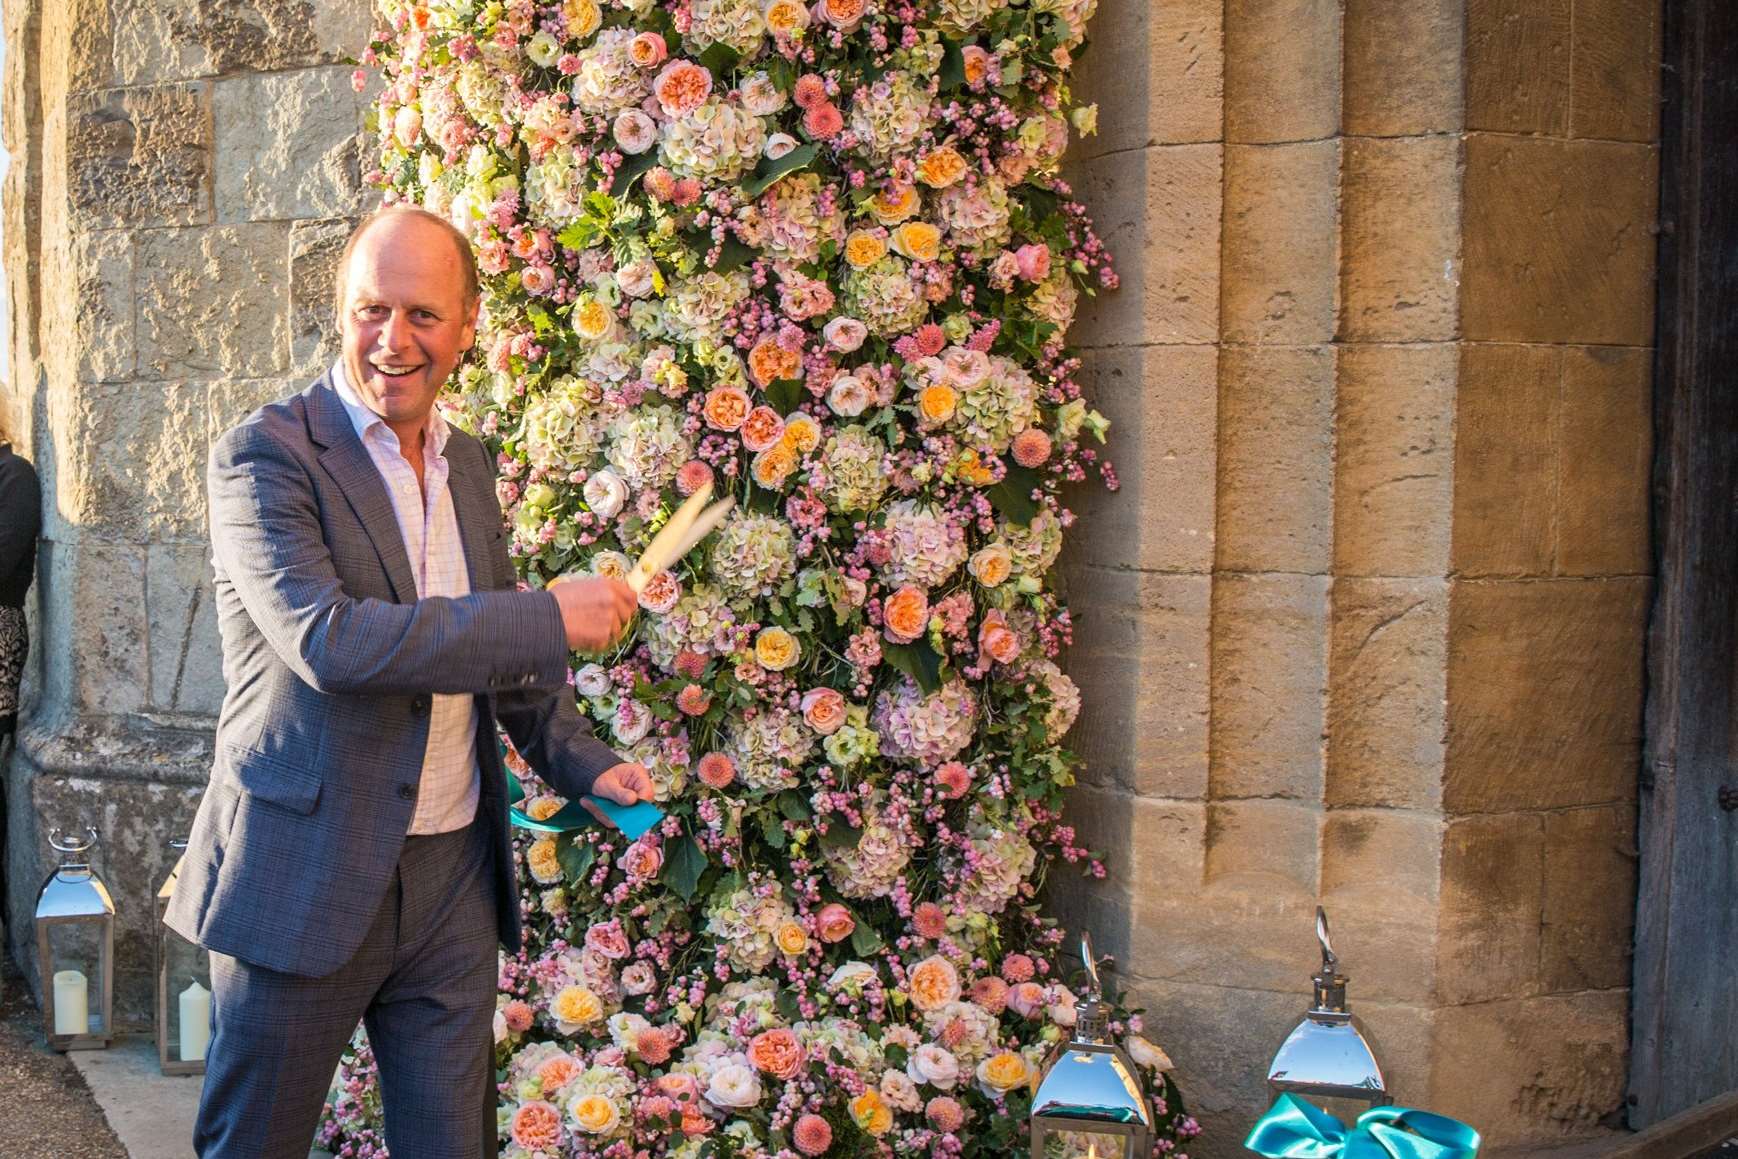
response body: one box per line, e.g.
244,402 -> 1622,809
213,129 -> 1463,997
479,445 -> 621,801
0,453 -> 41,579
210,421 -> 573,698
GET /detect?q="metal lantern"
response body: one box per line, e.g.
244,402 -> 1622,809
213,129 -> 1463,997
1030,933 -> 1154,1159
155,839 -> 211,1076
1266,907 -> 1387,1120
34,827 -> 115,1051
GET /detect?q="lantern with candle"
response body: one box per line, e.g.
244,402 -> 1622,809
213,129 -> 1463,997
1265,906 -> 1387,1124
155,839 -> 211,1075
1028,933 -> 1154,1159
34,826 -> 115,1051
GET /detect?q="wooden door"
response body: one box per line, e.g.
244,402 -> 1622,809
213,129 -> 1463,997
1630,0 -> 1738,1129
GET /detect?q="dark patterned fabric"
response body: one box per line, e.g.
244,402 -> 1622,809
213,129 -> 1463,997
0,605 -> 24,726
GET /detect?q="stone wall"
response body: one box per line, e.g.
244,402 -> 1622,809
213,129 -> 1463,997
1055,0 -> 1658,1153
1,0 -> 372,1023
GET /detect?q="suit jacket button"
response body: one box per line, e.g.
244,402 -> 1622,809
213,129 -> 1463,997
411,694 -> 430,715
398,784 -> 416,800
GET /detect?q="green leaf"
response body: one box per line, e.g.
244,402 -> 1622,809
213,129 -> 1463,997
759,812 -> 787,850
776,790 -> 812,822
557,219 -> 600,251
696,41 -> 741,76
883,640 -> 943,695
849,921 -> 884,956
661,833 -> 709,902
740,143 -> 818,199
939,39 -> 967,91
763,377 -> 803,413
713,235 -> 756,273
819,821 -> 862,855
556,835 -> 596,882
988,463 -> 1042,526
609,149 -> 660,197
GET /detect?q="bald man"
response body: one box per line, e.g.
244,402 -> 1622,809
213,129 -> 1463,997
166,206 -> 652,1157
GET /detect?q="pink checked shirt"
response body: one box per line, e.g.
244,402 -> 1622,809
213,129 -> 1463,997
332,362 -> 479,835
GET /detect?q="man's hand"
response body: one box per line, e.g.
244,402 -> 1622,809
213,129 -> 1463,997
581,762 -> 655,829
549,575 -> 637,651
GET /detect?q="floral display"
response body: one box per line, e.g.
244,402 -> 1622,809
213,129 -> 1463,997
319,0 -> 1199,1155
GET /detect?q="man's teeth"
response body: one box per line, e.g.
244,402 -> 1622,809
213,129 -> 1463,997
373,364 -> 420,377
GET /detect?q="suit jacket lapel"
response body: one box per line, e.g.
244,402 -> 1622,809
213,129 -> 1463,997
305,375 -> 419,604
445,434 -> 497,594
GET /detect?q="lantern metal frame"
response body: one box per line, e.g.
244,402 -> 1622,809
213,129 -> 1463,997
155,840 -> 209,1076
34,826 -> 115,1052
1265,907 -> 1387,1106
1029,933 -> 1154,1159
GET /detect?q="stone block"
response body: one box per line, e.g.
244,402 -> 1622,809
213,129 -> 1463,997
1427,990 -> 1628,1144
115,0 -> 375,85
58,0 -> 119,93
138,224 -> 290,381
1466,0 -> 1571,135
1132,869 -> 1320,1000
1221,140 -> 1339,345
60,381 -> 208,542
1334,344 -> 1456,577
36,540 -> 149,717
1071,144 -> 1222,347
1216,346 -> 1335,573
1557,345 -> 1651,577
1438,811 -> 1544,1004
1343,0 -> 1463,136
146,544 -> 223,717
215,66 -> 370,224
1070,0 -> 1222,153
1541,804 -> 1636,993
1062,568 -> 1211,800
1451,344 -> 1560,577
71,229 -> 134,383
1209,573 -> 1329,801
1341,136 -> 1463,342
291,217 -> 356,373
1065,344 -> 1217,573
1205,799 -> 1319,888
1570,0 -> 1660,142
1444,578 -> 1647,813
1462,135 -> 1659,345
1325,578 -> 1449,811
1223,0 -> 1340,144
68,83 -> 211,231
1321,808 -> 1442,1004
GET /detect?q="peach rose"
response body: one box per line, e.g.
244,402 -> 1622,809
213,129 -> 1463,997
882,584 -> 930,643
844,230 -> 889,269
552,985 -> 603,1026
754,626 -> 801,670
978,611 -> 1021,665
869,181 -> 920,224
739,405 -> 786,453
801,687 -> 848,734
967,543 -> 1013,588
818,0 -> 866,28
751,443 -> 799,488
816,902 -> 856,943
907,955 -> 962,1012
775,919 -> 809,956
976,1051 -> 1031,1094
918,146 -> 968,188
628,31 -> 667,67
780,413 -> 822,453
511,1101 -> 563,1149
891,221 -> 942,263
748,1027 -> 806,1079
652,59 -> 712,118
572,297 -> 612,340
571,1093 -> 621,1134
916,383 -> 958,426
537,1054 -> 580,1092
639,569 -> 681,614
961,45 -> 993,86
764,0 -> 810,37
748,338 -> 802,386
703,385 -> 752,431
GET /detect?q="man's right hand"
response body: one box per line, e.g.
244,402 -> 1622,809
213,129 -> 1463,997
549,575 -> 638,652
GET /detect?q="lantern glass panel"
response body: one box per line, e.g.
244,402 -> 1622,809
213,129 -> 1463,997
1038,1128 -> 1135,1159
43,919 -> 108,1039
163,933 -> 211,1063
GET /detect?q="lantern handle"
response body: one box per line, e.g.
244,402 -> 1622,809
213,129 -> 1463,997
1080,930 -> 1107,996
170,839 -> 189,850
48,827 -> 99,856
1316,905 -> 1338,976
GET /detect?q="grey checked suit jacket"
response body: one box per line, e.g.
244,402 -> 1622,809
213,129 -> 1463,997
165,374 -> 622,978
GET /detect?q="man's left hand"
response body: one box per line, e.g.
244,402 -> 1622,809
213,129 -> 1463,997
581,762 -> 654,828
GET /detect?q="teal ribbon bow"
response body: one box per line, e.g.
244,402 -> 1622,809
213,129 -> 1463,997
1246,1094 -> 1481,1159
504,746 -> 664,840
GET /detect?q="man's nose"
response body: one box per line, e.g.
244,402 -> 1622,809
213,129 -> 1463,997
378,310 -> 413,352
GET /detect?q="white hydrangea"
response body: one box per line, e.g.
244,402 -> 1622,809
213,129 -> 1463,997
659,99 -> 768,183
847,71 -> 931,161
605,404 -> 692,491
571,28 -> 650,114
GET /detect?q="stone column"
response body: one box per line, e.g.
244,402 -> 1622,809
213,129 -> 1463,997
1,0 -> 373,1024
1060,1 -> 1658,1153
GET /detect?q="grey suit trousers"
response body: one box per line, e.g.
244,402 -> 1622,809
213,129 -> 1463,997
195,817 -> 499,1159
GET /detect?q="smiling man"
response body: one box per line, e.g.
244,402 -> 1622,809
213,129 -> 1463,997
166,205 -> 651,1158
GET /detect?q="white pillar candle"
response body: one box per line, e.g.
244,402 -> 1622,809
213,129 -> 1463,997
178,980 -> 211,1062
52,969 -> 87,1037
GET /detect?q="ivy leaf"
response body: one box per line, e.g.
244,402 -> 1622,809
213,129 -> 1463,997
819,821 -> 862,855
697,41 -> 741,76
740,143 -> 818,199
939,39 -> 967,91
776,790 -> 812,822
988,463 -> 1042,526
712,235 -> 756,273
759,812 -> 787,850
850,921 -> 884,956
763,377 -> 803,413
883,640 -> 944,695
661,833 -> 709,902
556,835 -> 596,882
609,149 -> 660,197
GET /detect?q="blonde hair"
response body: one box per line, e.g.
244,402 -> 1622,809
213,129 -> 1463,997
332,203 -> 481,320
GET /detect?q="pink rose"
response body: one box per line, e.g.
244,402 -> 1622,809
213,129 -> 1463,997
652,59 -> 712,118
618,840 -> 664,880
816,902 -> 856,943
585,921 -> 631,960
629,31 -> 668,68
1015,243 -> 1051,282
801,687 -> 848,734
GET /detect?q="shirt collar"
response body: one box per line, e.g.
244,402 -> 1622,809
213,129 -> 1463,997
330,360 -> 450,458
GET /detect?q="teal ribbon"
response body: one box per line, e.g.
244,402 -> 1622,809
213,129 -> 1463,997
1246,1095 -> 1481,1159
504,750 -> 664,840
